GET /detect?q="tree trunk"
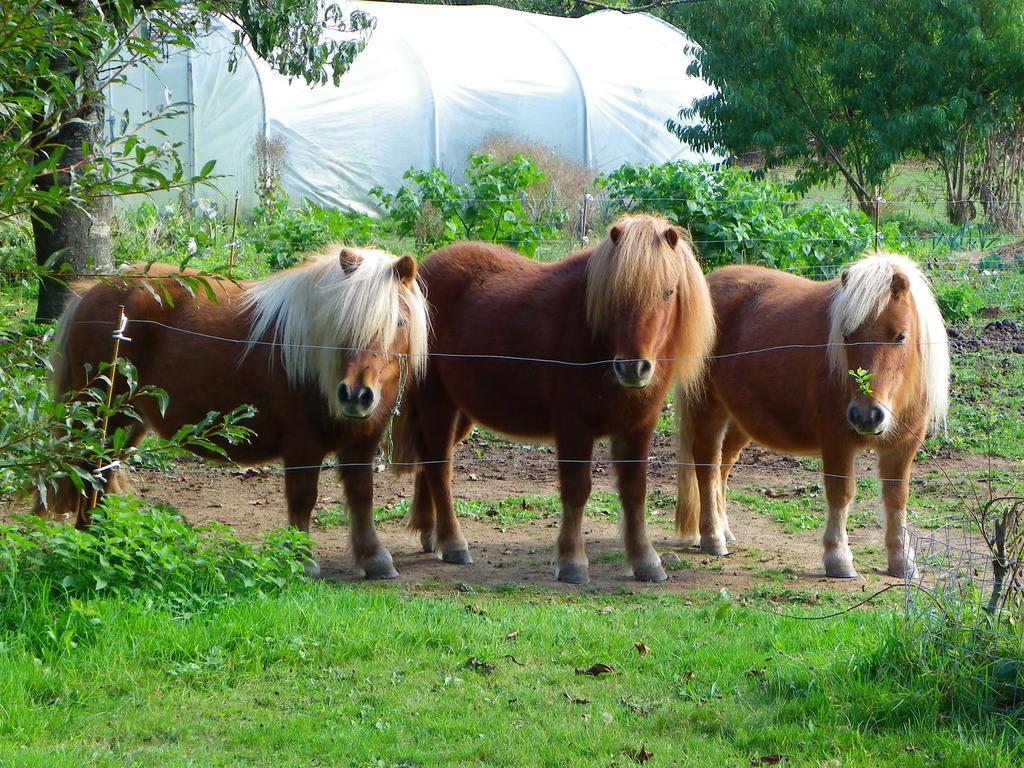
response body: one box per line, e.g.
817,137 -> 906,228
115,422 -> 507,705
31,2 -> 112,324
940,136 -> 976,227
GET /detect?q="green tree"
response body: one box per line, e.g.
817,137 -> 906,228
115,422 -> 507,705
2,1 -> 373,321
669,0 -> 1024,223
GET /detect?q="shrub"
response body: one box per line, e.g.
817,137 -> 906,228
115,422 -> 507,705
372,153 -> 568,256
597,162 -> 878,273
0,494 -> 311,654
249,195 -> 379,271
934,281 -> 986,323
112,193 -> 380,275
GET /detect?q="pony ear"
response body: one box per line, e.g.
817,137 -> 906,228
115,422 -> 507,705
890,271 -> 910,297
840,268 -> 850,287
393,254 -> 417,287
608,225 -> 622,244
663,227 -> 680,248
339,248 -> 363,276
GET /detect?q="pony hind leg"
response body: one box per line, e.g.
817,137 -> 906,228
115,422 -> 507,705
612,428 -> 667,583
418,395 -> 472,565
718,423 -> 750,544
409,413 -> 472,554
821,445 -> 858,578
554,429 -> 596,584
690,411 -> 731,556
878,441 -> 919,578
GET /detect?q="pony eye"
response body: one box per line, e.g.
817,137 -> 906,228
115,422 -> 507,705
894,331 -> 907,344
397,317 -> 407,329
663,288 -> 675,300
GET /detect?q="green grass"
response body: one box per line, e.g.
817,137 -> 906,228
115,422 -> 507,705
728,489 -> 876,534
1,583 -> 1020,767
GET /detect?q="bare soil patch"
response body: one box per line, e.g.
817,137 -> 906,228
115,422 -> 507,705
40,432 -> 1004,597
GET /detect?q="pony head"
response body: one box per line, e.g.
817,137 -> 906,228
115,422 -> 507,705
586,213 -> 713,390
243,246 -> 429,421
827,252 -> 949,439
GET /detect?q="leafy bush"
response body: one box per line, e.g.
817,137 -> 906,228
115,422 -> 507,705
934,281 -> 986,323
0,495 -> 310,654
249,195 -> 379,271
0,334 -> 255,502
372,153 -> 568,256
112,193 -> 380,275
598,162 -> 879,273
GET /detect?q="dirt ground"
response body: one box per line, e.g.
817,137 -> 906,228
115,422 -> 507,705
65,430 -> 1004,596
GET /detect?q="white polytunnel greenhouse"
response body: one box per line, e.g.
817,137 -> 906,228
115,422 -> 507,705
107,1 -> 717,215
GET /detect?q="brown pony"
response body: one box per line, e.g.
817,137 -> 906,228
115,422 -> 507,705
394,213 -> 715,583
675,252 -> 950,578
37,247 -> 429,579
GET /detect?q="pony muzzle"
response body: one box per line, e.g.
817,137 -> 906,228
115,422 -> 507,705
612,356 -> 655,389
337,381 -> 377,419
846,401 -> 890,436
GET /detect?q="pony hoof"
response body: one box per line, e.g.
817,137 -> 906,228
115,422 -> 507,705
887,560 -> 919,579
674,534 -> 700,548
361,550 -> 399,580
724,529 -> 737,543
700,537 -> 729,557
364,566 -> 399,580
303,559 -> 322,579
557,562 -> 590,585
633,562 -> 668,583
441,548 -> 473,565
824,548 -> 857,578
419,531 -> 435,553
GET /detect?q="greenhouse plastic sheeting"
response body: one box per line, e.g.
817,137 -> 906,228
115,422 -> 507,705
107,1 -> 717,214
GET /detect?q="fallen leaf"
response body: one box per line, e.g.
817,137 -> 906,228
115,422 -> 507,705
465,604 -> 486,615
576,663 -> 615,676
751,756 -> 785,766
619,698 -> 652,716
628,746 -> 654,764
746,668 -> 766,678
505,630 -> 519,642
502,654 -> 523,666
464,657 -> 495,674
598,606 -> 615,615
634,642 -> 650,656
564,692 -> 590,705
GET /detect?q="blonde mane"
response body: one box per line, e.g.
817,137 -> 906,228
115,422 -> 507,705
827,251 -> 950,433
241,246 -> 429,419
586,213 -> 715,393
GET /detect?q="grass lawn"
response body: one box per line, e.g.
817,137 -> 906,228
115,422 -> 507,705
2,583 -> 1020,768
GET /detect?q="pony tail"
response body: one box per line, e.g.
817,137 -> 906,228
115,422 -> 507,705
33,291 -> 86,521
49,292 -> 83,402
674,382 -> 701,545
390,391 -> 419,475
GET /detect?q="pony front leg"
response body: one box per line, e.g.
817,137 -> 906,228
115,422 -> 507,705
612,430 -> 667,583
878,441 -> 919,578
284,463 -> 323,578
821,448 -> 858,578
554,432 -> 595,584
339,443 -> 397,580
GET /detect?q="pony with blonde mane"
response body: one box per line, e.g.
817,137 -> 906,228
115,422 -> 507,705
395,213 -> 716,583
676,251 -> 950,578
37,246 -> 429,579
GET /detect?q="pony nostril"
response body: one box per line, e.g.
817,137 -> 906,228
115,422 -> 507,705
869,406 -> 885,426
357,387 -> 375,408
847,404 -> 860,424
638,359 -> 653,377
337,382 -> 351,403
